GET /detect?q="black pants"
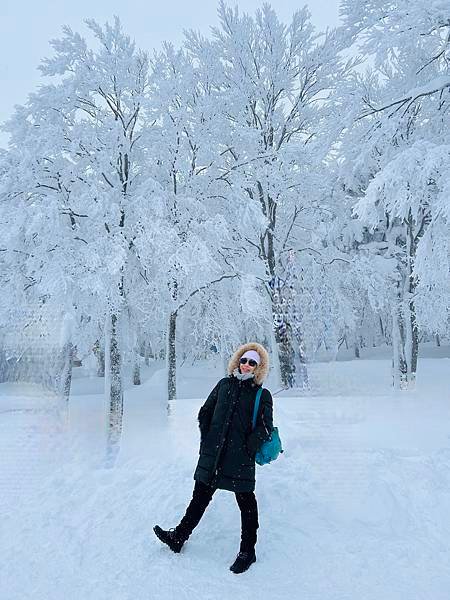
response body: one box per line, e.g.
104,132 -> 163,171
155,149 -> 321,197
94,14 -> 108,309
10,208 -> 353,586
176,480 -> 259,552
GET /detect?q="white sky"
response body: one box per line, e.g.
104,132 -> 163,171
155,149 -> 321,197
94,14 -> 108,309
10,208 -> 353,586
0,0 -> 341,148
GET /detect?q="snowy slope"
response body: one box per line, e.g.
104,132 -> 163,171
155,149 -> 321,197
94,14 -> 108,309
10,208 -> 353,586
1,355 -> 450,600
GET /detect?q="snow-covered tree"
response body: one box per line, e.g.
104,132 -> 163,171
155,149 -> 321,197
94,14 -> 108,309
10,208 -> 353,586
182,2 -> 359,387
0,18 -> 172,456
339,0 -> 450,388
147,42 -> 240,402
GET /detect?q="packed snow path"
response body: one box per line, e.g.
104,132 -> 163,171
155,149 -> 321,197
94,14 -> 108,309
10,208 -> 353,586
0,383 -> 64,511
1,357 -> 450,600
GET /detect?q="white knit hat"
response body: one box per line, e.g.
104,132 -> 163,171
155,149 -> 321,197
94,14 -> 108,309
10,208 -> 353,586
240,349 -> 261,364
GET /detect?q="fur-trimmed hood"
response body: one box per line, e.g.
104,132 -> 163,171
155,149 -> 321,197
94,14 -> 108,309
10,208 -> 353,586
227,342 -> 269,385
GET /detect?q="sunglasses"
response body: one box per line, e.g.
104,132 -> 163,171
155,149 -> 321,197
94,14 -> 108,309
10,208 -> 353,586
239,357 -> 258,367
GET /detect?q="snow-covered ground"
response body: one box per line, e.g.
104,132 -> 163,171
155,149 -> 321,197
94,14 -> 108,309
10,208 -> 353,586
1,350 -> 450,600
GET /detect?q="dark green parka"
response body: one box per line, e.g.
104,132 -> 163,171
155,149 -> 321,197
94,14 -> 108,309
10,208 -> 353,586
193,374 -> 274,493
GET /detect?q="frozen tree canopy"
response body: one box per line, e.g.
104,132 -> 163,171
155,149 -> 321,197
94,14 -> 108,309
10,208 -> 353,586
0,1 -> 449,451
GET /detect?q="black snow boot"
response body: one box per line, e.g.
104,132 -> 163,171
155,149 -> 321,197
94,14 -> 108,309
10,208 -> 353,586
153,525 -> 187,553
229,549 -> 256,574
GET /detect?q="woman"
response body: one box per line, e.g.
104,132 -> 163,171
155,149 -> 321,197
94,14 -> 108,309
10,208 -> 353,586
153,342 -> 274,574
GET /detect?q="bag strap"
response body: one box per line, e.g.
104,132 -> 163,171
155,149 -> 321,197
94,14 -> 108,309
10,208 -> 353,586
252,387 -> 263,430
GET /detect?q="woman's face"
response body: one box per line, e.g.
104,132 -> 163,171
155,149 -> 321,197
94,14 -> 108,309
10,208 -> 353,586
239,356 -> 258,374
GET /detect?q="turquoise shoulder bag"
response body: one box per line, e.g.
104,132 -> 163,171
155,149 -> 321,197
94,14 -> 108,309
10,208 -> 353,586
252,388 -> 283,466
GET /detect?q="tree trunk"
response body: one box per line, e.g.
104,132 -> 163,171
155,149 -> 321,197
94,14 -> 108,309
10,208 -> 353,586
133,347 -> 141,386
60,342 -> 74,403
391,211 -> 423,390
222,351 -> 230,377
144,340 -> 151,366
391,288 -> 418,390
270,273 -> 309,389
379,315 -> 385,342
105,313 -> 124,461
93,340 -> 105,377
407,297 -> 419,386
268,326 -> 281,387
167,310 -> 177,408
291,309 -> 309,389
403,214 -> 419,388
271,288 -> 295,388
391,301 -> 404,389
